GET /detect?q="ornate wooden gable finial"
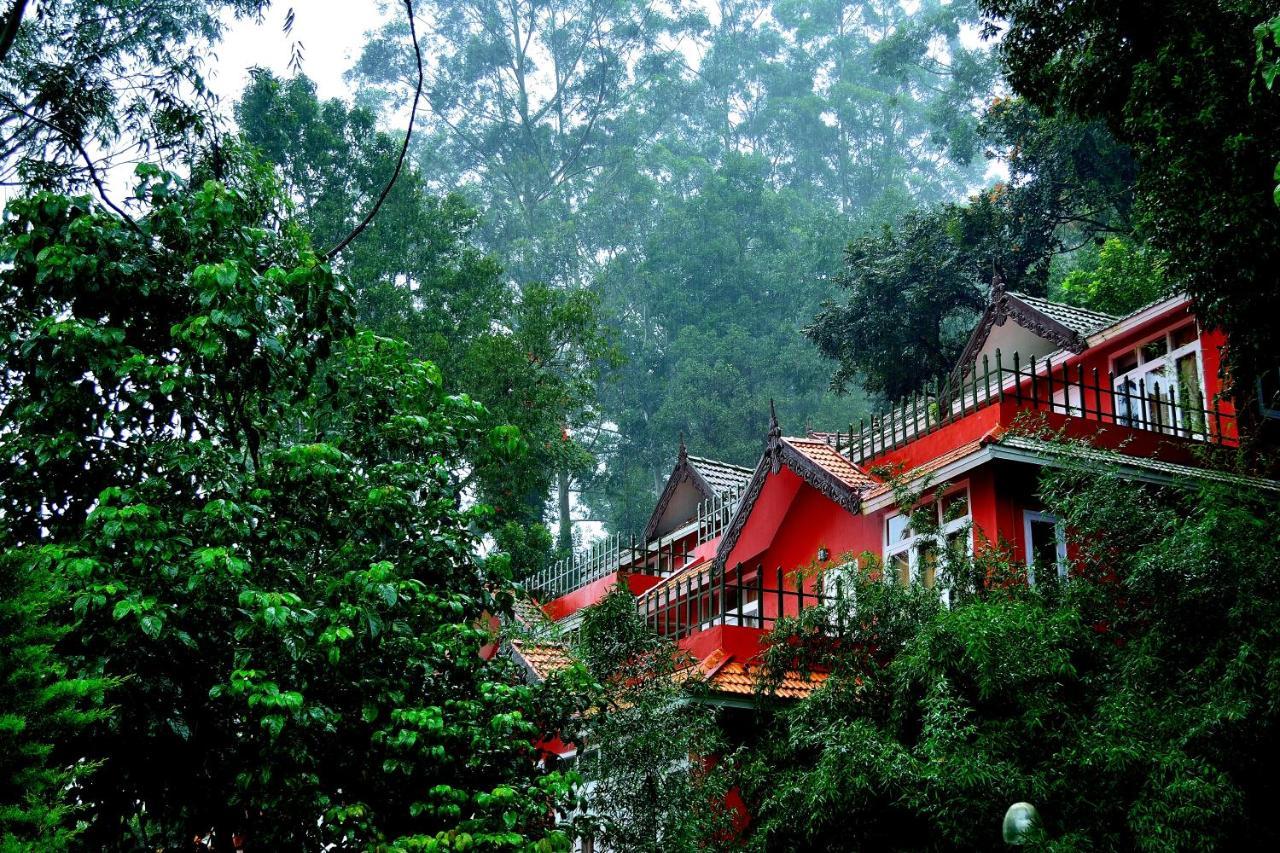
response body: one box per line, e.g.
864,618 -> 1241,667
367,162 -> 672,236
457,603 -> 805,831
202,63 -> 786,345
678,430 -> 688,465
767,399 -> 783,474
990,261 -> 1011,326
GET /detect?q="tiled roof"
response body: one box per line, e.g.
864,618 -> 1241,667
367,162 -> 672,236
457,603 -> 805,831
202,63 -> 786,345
687,454 -> 754,495
862,438 -> 988,500
510,596 -> 549,628
994,434 -> 1280,492
1009,292 -> 1117,336
687,650 -> 827,700
784,437 -> 877,490
508,641 -> 576,681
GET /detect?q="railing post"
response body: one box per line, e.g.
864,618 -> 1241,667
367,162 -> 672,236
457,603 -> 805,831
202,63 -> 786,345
1013,352 -> 1023,404
1213,397 -> 1223,443
735,564 -> 745,626
776,566 -> 785,621
1045,356 -> 1056,411
717,563 -> 726,628
756,567 -> 766,630
995,349 -> 1005,402
1108,371 -> 1118,425
1029,355 -> 1040,406
1138,378 -> 1148,429
836,577 -> 845,633
982,355 -> 992,404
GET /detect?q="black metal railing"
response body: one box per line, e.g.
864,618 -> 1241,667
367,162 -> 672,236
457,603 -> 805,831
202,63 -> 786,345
635,562 -> 853,641
826,350 -> 1237,464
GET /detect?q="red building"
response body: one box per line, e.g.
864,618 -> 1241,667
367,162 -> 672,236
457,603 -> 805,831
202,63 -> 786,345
514,284 -> 1279,696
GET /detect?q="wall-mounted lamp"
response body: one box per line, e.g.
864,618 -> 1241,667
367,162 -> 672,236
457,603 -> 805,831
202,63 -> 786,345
817,547 -> 830,562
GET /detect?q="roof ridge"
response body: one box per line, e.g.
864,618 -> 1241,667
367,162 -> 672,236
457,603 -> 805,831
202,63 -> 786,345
686,453 -> 753,471
1008,290 -> 1118,320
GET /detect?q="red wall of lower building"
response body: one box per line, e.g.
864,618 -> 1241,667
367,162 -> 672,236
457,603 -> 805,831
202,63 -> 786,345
542,571 -> 662,622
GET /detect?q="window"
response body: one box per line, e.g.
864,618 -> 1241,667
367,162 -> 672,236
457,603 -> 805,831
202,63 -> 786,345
1023,510 -> 1066,584
722,574 -> 759,627
1112,323 -> 1207,436
1259,366 -> 1280,420
884,487 -> 972,600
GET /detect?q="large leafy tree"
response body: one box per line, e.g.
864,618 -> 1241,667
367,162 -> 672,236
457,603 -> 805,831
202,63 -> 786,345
738,467 -> 1280,850
807,99 -> 1138,399
235,72 -> 617,552
0,151 -> 578,849
0,0 -> 270,192
981,0 -> 1280,396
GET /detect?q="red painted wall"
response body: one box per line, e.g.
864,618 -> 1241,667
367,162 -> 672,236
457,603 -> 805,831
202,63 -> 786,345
542,571 -> 662,622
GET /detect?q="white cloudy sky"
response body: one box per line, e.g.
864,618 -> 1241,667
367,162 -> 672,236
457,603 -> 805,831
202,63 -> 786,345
211,1 -> 388,106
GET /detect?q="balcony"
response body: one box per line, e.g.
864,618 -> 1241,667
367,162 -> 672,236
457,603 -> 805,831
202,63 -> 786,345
827,350 -> 1238,466
527,483 -> 744,602
635,563 -> 849,642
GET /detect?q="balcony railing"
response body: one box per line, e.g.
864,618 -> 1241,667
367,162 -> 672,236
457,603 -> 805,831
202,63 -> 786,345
825,350 -> 1237,464
526,485 -> 746,600
636,562 -> 852,641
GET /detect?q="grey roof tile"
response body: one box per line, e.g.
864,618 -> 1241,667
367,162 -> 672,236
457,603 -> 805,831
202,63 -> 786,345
687,454 -> 753,495
1009,292 -> 1117,337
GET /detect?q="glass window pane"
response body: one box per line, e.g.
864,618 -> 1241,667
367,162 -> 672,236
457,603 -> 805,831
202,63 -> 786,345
1141,337 -> 1168,362
889,551 -> 910,586
920,544 -> 937,589
1115,351 -> 1139,374
886,513 -> 911,544
942,490 -> 969,521
1029,519 -> 1059,569
1171,324 -> 1198,348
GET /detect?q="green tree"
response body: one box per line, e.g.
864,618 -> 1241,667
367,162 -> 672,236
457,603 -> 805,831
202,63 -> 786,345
1056,236 -> 1167,316
737,463 -> 1280,850
808,99 -> 1137,399
0,150 -> 578,849
0,549 -> 111,850
574,587 -> 731,851
0,0 -> 270,192
982,0 -> 1280,395
235,72 -> 617,557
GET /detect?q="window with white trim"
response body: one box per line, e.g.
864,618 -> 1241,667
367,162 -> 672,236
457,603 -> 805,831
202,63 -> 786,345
1112,323 -> 1207,436
1259,366 -> 1280,420
1023,510 -> 1066,584
884,488 -> 972,599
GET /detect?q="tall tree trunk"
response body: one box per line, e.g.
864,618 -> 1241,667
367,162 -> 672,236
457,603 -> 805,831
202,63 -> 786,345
557,465 -> 572,555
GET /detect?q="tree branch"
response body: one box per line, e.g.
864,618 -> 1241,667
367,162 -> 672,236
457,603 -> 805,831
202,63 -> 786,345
0,0 -> 29,67
321,0 -> 423,262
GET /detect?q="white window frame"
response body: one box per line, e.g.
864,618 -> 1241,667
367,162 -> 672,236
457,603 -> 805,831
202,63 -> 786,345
1111,323 -> 1207,435
1023,510 -> 1067,585
883,486 -> 972,603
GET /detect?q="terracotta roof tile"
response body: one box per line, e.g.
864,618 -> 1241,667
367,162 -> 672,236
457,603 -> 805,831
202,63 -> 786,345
862,438 -> 988,499
510,596 -> 549,628
508,641 -> 575,681
678,651 -> 827,699
784,437 -> 877,490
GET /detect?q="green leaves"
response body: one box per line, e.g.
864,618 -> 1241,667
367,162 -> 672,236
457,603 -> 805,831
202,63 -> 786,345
1,149 -> 579,848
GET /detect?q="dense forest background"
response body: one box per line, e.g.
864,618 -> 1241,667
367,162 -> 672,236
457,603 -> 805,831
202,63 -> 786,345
240,0 -> 1012,549
4,0 -> 1280,848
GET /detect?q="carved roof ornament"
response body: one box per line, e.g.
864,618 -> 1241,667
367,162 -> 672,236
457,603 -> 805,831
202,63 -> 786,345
678,431 -> 687,465
953,263 -> 1115,373
767,399 -> 783,474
